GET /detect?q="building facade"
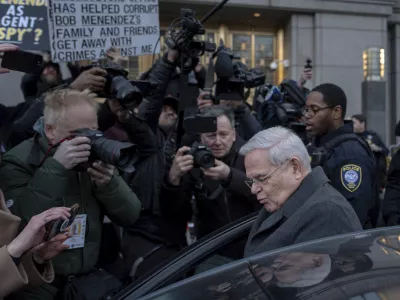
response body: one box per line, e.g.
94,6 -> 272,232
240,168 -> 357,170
1,0 -> 400,143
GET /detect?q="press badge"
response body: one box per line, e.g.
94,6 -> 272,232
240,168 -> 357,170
63,214 -> 87,250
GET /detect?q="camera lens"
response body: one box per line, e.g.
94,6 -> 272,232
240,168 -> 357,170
91,138 -> 137,173
194,150 -> 215,169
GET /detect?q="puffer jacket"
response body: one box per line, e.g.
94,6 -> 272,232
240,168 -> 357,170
0,135 -> 141,277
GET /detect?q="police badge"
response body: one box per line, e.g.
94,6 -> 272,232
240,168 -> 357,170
341,164 -> 362,192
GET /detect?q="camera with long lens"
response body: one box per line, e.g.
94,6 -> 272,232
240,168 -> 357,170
81,63 -> 154,109
72,128 -> 138,173
184,142 -> 215,169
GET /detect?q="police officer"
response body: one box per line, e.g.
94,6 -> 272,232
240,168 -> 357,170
352,114 -> 389,190
304,83 -> 378,227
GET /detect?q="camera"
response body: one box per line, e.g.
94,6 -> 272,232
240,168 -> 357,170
45,204 -> 79,241
165,9 -> 216,59
256,79 -> 307,139
72,128 -> 138,173
81,63 -> 154,109
184,142 -> 215,169
213,42 -> 266,101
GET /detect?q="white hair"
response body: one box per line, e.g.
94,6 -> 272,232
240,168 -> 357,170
239,126 -> 311,171
44,88 -> 98,126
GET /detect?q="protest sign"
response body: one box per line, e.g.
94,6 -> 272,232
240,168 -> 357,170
46,0 -> 160,62
0,0 -> 49,51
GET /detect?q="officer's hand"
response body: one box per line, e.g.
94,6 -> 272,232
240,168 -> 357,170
370,143 -> 382,152
87,160 -> 114,187
197,91 -> 213,111
108,99 -> 131,123
53,137 -> 91,170
168,147 -> 194,186
0,43 -> 19,74
201,159 -> 230,181
70,68 -> 107,92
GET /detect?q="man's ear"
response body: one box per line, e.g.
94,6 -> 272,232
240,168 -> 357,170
333,106 -> 342,120
44,124 -> 55,141
291,158 -> 304,179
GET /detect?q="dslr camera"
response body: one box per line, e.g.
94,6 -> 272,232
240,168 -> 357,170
184,142 -> 215,169
81,63 -> 154,109
72,128 -> 138,173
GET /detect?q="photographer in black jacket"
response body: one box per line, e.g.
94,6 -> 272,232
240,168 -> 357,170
160,106 -> 260,258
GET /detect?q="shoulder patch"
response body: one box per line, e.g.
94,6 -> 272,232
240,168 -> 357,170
341,164 -> 362,192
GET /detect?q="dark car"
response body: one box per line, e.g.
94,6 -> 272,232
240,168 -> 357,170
115,213 -> 400,300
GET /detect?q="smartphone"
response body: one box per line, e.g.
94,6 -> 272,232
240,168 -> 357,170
44,204 -> 80,241
1,50 -> 43,74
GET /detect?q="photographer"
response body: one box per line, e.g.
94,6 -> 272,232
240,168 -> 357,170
198,91 -> 262,141
0,89 -> 140,300
160,106 -> 260,255
9,66 -> 108,149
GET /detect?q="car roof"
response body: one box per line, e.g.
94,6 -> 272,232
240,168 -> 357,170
139,226 -> 400,300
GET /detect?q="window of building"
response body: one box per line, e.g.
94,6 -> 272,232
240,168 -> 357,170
231,33 -> 275,84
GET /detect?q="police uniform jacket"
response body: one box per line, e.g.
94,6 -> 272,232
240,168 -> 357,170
244,167 -> 363,257
312,125 -> 378,226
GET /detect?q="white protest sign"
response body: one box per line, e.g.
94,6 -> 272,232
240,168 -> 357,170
46,0 -> 160,62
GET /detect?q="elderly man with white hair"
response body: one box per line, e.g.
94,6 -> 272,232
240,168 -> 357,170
241,126 -> 362,257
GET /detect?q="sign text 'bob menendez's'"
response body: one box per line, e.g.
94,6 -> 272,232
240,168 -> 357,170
47,0 -> 160,62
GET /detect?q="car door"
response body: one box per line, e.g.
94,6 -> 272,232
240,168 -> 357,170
115,212 -> 259,300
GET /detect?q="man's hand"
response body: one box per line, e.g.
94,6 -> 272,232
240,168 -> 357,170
87,160 -> 114,187
32,231 -> 71,263
168,146 -> 194,186
167,48 -> 179,63
0,43 -> 19,74
108,99 -> 131,123
106,47 -> 127,65
53,137 -> 91,170
7,207 -> 71,258
70,67 -> 107,92
197,91 -> 214,111
297,68 -> 312,87
202,159 -> 231,181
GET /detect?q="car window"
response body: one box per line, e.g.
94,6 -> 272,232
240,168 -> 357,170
140,259 -> 270,300
117,213 -> 258,300
136,227 -> 400,300
152,229 -> 250,290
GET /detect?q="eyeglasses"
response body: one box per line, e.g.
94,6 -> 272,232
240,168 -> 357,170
301,106 -> 334,118
245,164 -> 282,189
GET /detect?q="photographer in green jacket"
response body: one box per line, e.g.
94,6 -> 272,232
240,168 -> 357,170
0,88 -> 141,300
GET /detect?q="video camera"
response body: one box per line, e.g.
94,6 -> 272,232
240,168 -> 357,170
213,42 -> 266,102
165,9 -> 216,65
256,79 -> 308,137
72,128 -> 138,173
81,63 -> 155,109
